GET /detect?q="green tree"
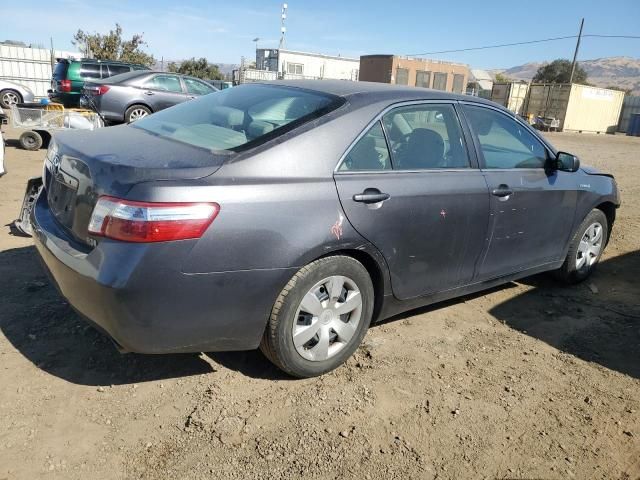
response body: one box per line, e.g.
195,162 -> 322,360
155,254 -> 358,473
170,57 -> 223,80
532,59 -> 588,84
72,23 -> 155,67
494,72 -> 512,83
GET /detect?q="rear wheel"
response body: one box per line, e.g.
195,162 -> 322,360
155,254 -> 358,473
125,105 -> 151,123
555,209 -> 608,283
19,130 -> 43,151
0,89 -> 22,108
260,256 -> 374,378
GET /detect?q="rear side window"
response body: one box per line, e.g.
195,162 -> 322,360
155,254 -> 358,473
339,122 -> 391,171
133,84 -> 342,151
382,104 -> 470,169
80,63 -> 101,80
463,105 -> 548,169
108,64 -> 131,76
144,74 -> 183,93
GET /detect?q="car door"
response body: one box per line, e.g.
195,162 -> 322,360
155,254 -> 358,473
140,74 -> 188,111
460,103 -> 578,280
334,102 -> 491,300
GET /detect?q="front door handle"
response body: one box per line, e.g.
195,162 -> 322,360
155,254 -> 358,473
353,188 -> 390,204
491,185 -> 513,198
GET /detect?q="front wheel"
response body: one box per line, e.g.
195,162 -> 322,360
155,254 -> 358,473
555,209 -> 608,283
260,256 -> 374,378
0,89 -> 22,108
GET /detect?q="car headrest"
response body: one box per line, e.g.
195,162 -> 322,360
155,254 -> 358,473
247,120 -> 274,139
401,128 -> 445,169
210,106 -> 245,129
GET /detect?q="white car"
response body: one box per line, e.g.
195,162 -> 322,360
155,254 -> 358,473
0,79 -> 35,108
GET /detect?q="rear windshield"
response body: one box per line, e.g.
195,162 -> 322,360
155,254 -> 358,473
132,84 -> 343,151
53,61 -> 69,79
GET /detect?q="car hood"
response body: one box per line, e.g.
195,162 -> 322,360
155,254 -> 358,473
54,124 -> 229,195
580,164 -> 614,178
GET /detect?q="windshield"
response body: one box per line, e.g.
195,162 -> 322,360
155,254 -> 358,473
132,84 -> 342,151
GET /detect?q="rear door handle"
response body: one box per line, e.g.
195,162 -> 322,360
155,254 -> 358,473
491,185 -> 513,198
144,90 -> 155,96
353,188 -> 390,204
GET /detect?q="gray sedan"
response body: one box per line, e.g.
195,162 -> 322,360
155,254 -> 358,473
30,81 -> 619,378
82,71 -> 217,123
0,79 -> 35,108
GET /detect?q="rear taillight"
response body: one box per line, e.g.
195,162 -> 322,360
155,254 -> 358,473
94,85 -> 110,95
60,80 -> 72,92
88,196 -> 220,243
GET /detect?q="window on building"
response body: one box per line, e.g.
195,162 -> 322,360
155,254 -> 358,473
415,71 -> 431,88
286,63 -> 304,75
452,74 -> 465,94
395,68 -> 409,85
432,72 -> 448,91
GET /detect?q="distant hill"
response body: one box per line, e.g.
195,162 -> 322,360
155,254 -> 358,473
490,56 -> 640,95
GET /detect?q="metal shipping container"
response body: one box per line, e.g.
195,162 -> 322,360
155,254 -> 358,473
491,82 -> 529,115
618,95 -> 640,133
524,83 -> 625,133
0,43 -> 80,99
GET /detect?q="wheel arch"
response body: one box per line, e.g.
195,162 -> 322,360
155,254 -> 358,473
314,247 -> 390,323
125,102 -> 153,113
595,201 -> 616,243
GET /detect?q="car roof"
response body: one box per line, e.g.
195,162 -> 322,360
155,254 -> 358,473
256,79 -> 498,107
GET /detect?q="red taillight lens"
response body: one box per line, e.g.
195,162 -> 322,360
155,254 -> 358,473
96,85 -> 110,95
60,79 -> 72,92
88,196 -> 220,243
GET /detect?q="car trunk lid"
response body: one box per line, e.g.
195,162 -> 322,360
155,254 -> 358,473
45,125 -> 229,245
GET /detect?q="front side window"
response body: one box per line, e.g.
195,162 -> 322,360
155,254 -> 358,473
382,104 -> 470,169
463,105 -> 548,169
339,121 -> 391,171
133,84 -> 341,151
184,77 -> 215,96
395,68 -> 409,85
144,74 -> 183,93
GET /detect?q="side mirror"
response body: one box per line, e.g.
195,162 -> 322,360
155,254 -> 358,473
554,151 -> 580,172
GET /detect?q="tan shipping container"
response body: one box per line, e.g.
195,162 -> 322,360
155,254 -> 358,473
491,82 -> 529,115
524,83 -> 625,133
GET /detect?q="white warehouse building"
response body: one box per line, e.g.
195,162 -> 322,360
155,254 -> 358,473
255,48 -> 360,81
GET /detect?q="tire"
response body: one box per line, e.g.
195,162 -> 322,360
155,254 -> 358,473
19,131 -> 43,151
125,105 -> 151,123
555,209 -> 608,284
260,256 -> 374,378
0,89 -> 22,108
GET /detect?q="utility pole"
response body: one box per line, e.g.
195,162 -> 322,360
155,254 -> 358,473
279,3 -> 288,50
569,18 -> 584,84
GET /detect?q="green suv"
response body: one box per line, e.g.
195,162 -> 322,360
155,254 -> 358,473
49,58 -> 149,107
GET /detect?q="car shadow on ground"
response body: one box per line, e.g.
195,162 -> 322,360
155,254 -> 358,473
489,250 -> 640,380
0,246 -> 214,386
2,244 -> 638,384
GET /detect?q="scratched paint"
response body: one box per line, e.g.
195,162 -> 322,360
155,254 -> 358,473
331,213 -> 344,240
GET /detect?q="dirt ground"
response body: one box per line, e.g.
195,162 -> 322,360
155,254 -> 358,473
0,123 -> 638,480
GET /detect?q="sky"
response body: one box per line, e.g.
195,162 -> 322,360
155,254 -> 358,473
3,0 -> 639,69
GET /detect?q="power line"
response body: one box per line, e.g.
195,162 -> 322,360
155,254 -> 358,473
406,33 -> 640,56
